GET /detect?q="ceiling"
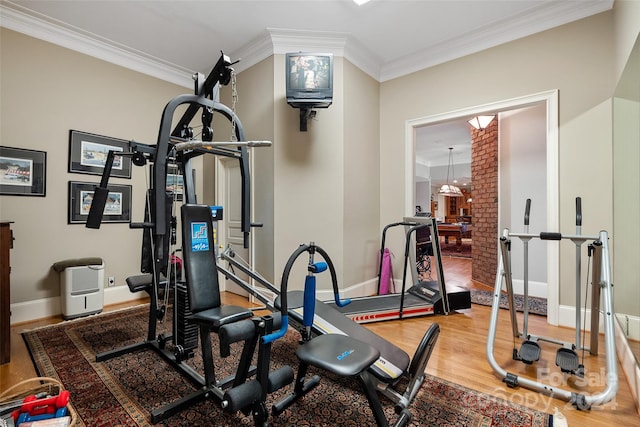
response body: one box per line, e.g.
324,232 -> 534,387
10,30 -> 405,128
0,0 -> 613,188
2,0 -> 612,83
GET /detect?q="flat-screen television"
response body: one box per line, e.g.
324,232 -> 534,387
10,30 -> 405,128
286,52 -> 333,108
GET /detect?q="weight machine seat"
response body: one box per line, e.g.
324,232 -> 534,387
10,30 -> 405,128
296,334 -> 380,377
125,273 -> 168,293
278,291 -> 410,383
187,306 -> 253,330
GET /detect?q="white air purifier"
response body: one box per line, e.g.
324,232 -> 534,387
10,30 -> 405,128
59,261 -> 105,319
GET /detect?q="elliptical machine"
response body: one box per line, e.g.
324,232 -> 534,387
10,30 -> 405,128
486,197 -> 618,410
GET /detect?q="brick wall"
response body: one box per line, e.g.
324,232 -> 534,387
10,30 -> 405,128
471,120 -> 498,286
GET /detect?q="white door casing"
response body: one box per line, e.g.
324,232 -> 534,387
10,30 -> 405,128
405,90 -> 559,325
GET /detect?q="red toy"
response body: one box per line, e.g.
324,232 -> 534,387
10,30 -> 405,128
11,391 -> 70,424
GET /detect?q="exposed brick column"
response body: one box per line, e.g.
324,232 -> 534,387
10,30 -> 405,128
471,120 -> 498,286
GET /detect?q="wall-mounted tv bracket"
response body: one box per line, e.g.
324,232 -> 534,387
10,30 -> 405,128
299,108 -> 317,132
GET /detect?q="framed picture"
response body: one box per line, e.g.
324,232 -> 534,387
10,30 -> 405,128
68,181 -> 131,224
0,146 -> 46,196
167,164 -> 184,201
68,130 -> 131,178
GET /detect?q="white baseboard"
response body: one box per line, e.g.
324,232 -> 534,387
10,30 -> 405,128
10,285 -> 146,324
503,279 -> 547,299
615,318 -> 640,416
558,305 -> 640,341
318,278 -> 378,301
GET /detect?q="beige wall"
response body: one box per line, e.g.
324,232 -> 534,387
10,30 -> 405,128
379,11 -> 616,307
0,29 -> 185,312
343,60 -> 380,286
2,2 -> 639,321
612,0 -> 640,321
270,55 -> 346,290
220,56 -> 277,282
614,0 -> 640,80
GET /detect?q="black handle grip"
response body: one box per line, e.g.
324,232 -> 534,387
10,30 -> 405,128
129,222 -> 155,229
540,232 -> 562,240
524,199 -> 531,226
85,186 -> 109,229
576,197 -> 582,226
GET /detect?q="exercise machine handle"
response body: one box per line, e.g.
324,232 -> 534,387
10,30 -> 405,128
262,242 -> 350,344
576,197 -> 582,227
540,232 -> 562,240
85,150 -> 117,229
524,199 -> 531,226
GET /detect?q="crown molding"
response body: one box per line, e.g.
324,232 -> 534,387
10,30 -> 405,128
1,0 -> 613,85
267,28 -> 347,56
0,2 -> 194,88
231,28 -> 381,81
379,0 -> 614,81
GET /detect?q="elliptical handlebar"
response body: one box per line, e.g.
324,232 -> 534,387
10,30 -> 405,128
524,198 -> 531,227
576,197 -> 582,227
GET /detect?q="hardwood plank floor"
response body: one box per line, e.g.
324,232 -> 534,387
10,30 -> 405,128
2,257 -> 639,426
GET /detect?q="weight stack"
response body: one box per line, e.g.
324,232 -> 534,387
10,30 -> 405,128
175,282 -> 199,358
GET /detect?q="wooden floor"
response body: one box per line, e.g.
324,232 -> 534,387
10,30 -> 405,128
2,256 -> 639,426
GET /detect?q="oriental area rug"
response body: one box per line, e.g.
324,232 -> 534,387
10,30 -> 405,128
470,289 -> 548,316
23,305 -> 552,426
439,238 -> 472,259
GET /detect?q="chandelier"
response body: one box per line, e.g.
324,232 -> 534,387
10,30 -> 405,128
438,147 -> 463,197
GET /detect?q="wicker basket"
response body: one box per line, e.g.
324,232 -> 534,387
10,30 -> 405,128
0,377 -> 77,426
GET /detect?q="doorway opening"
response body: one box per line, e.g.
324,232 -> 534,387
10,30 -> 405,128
405,90 -> 560,324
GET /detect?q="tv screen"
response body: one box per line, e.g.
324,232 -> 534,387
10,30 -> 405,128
286,52 -> 333,108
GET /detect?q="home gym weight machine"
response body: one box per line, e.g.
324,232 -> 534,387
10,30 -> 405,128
486,198 -> 618,409
255,242 -> 440,426
212,240 -> 441,424
86,53 -> 275,424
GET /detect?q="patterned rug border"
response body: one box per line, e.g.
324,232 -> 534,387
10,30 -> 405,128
22,305 -> 552,426
470,289 -> 548,316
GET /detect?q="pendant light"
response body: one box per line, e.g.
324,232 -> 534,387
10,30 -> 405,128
438,147 -> 463,197
468,115 -> 495,130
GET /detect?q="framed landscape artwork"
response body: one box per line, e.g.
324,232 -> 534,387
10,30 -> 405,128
68,130 -> 131,178
0,146 -> 46,196
68,181 -> 131,224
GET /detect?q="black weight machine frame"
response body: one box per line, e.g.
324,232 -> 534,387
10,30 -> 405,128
86,53 -> 266,423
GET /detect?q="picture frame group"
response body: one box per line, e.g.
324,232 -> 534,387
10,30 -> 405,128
66,130 -> 133,225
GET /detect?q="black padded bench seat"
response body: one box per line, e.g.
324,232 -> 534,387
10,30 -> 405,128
125,273 -> 167,293
296,334 -> 380,377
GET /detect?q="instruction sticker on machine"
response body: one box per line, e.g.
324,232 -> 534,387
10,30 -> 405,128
191,222 -> 210,252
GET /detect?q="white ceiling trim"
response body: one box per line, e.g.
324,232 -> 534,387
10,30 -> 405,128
267,28 -> 347,56
0,3 -> 194,88
232,28 -> 381,81
379,0 -> 614,82
0,0 -> 613,86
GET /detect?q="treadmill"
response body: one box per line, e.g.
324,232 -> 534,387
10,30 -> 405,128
325,217 -> 471,323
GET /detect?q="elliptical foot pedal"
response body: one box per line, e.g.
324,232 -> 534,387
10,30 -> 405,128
518,340 -> 541,364
556,348 -> 580,374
